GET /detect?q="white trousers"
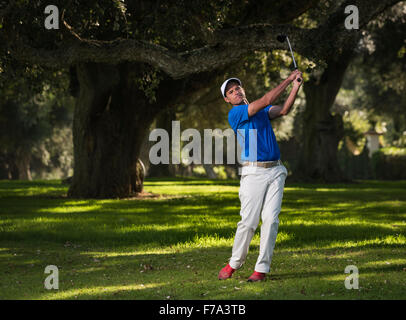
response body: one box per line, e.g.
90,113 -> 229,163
229,164 -> 287,273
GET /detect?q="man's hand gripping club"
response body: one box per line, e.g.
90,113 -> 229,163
247,70 -> 302,117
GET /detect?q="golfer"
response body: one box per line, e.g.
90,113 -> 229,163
218,70 -> 302,282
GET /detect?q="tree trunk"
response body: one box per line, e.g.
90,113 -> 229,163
293,49 -> 354,182
0,153 -> 11,179
8,153 -> 19,180
15,148 -> 32,180
203,164 -> 217,179
68,62 -> 186,198
147,107 -> 177,177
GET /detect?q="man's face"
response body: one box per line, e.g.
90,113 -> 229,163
224,83 -> 246,106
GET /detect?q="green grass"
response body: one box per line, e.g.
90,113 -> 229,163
0,178 -> 405,300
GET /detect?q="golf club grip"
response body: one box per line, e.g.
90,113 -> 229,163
294,67 -> 302,82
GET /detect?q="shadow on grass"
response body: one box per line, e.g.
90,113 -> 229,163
0,209 -> 404,250
0,179 -> 405,248
1,241 -> 405,300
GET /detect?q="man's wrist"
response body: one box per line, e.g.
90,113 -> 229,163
292,81 -> 302,89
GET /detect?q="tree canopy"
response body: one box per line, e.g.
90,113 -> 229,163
1,0 -> 404,196
2,0 -> 400,77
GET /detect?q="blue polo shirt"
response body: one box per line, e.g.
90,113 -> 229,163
228,104 -> 280,161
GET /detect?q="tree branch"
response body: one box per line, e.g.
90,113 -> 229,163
8,0 -> 402,79
11,24 -> 320,79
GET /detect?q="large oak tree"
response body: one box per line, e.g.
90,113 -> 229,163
1,0 -> 400,196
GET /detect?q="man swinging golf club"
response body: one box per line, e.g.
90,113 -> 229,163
218,68 -> 302,282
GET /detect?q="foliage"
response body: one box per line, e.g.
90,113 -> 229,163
338,3 -> 406,148
371,147 -> 406,179
337,144 -> 371,180
31,126 -> 74,179
0,62 -> 74,179
379,147 -> 406,156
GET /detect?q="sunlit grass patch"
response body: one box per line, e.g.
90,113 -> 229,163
41,283 -> 164,300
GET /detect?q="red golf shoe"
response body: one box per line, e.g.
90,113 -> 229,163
218,264 -> 235,280
247,271 -> 266,282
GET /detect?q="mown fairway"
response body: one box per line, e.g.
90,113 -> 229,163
0,178 -> 405,299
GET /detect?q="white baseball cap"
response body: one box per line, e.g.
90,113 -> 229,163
220,78 -> 241,98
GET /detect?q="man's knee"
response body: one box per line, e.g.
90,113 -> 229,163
264,211 -> 280,223
237,219 -> 258,232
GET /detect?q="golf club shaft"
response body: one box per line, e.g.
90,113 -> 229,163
285,36 -> 301,82
285,36 -> 297,69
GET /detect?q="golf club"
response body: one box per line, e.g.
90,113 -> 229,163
277,34 -> 301,82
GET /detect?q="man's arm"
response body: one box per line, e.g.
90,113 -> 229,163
247,70 -> 300,117
268,73 -> 303,120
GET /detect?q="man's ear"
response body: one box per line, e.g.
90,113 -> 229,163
224,96 -> 230,103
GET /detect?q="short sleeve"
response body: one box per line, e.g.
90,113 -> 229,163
263,105 -> 273,119
228,105 -> 249,132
